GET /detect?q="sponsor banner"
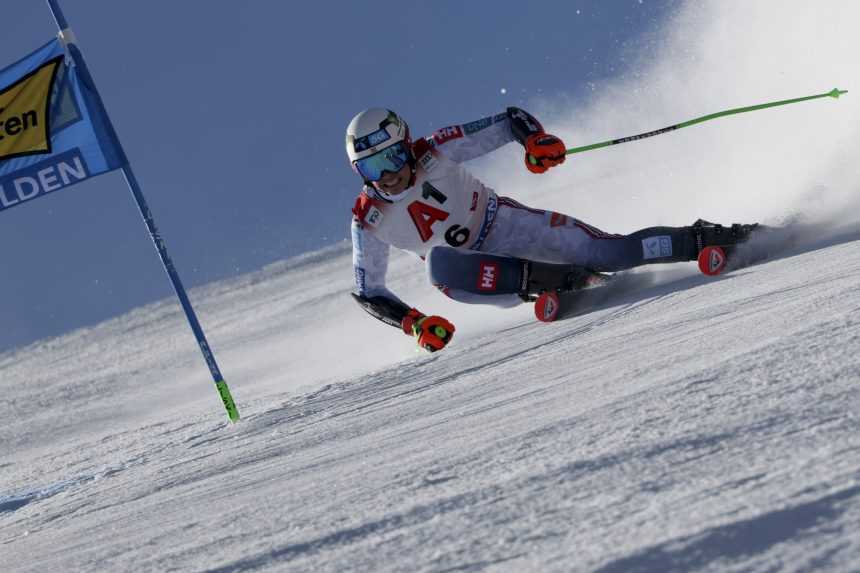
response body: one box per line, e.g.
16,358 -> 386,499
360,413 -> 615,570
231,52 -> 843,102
0,149 -> 89,211
0,39 -> 126,214
0,56 -> 61,160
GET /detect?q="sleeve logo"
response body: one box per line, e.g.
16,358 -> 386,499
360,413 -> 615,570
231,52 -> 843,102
432,125 -> 463,145
0,57 -> 62,161
463,117 -> 492,134
366,205 -> 384,227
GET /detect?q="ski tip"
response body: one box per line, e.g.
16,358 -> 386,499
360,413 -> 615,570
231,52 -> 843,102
534,291 -> 561,323
698,246 -> 728,276
828,88 -> 847,99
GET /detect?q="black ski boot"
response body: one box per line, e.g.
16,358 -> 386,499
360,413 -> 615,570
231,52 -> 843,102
520,260 -> 609,300
690,219 -> 760,252
521,261 -> 611,322
690,219 -> 762,275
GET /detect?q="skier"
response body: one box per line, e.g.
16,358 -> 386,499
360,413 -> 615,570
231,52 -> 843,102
347,108 -> 757,352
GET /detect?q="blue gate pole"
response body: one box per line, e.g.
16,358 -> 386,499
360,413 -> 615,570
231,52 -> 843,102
46,0 -> 239,422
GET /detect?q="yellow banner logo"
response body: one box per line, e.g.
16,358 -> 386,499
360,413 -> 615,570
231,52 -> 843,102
0,57 -> 61,161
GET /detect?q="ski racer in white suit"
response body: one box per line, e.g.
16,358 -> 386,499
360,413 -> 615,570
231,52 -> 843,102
347,108 -> 755,352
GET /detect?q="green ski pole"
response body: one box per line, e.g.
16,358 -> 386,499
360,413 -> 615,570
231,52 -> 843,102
529,88 -> 847,163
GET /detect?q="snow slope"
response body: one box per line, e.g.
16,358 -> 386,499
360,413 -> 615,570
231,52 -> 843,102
2,230 -> 860,572
3,0 -> 860,570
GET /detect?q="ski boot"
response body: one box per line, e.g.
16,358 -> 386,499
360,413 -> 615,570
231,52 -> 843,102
690,219 -> 760,276
522,261 -> 611,322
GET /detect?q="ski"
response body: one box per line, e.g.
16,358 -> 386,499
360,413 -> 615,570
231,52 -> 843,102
427,247 -> 612,323
695,222 -> 797,277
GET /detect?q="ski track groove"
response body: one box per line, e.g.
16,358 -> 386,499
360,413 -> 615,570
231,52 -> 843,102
593,484 -> 860,573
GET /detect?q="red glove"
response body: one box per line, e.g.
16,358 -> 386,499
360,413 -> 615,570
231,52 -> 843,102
402,309 -> 456,353
525,133 -> 566,174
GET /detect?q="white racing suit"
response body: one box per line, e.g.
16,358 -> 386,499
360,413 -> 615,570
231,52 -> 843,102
350,108 -> 698,328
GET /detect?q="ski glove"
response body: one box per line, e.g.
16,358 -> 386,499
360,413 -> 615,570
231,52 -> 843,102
402,309 -> 456,353
525,133 -> 566,174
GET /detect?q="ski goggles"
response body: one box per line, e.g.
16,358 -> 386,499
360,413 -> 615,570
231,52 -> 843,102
353,141 -> 411,182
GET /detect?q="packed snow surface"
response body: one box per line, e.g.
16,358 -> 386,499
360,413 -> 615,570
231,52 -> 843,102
4,1 -> 860,570
2,231 -> 860,572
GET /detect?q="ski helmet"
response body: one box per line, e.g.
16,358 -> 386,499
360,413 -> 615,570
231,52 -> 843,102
345,108 -> 413,184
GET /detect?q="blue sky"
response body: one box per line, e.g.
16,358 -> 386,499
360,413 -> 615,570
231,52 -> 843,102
0,1 -> 678,351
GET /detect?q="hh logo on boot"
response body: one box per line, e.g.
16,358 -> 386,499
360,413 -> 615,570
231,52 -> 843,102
477,262 -> 499,291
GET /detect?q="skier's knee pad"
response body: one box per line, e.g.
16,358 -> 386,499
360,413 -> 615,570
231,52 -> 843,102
427,246 -> 528,296
426,246 -> 467,288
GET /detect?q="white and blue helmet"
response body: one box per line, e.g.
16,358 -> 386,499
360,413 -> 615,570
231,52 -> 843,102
345,108 -> 413,183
